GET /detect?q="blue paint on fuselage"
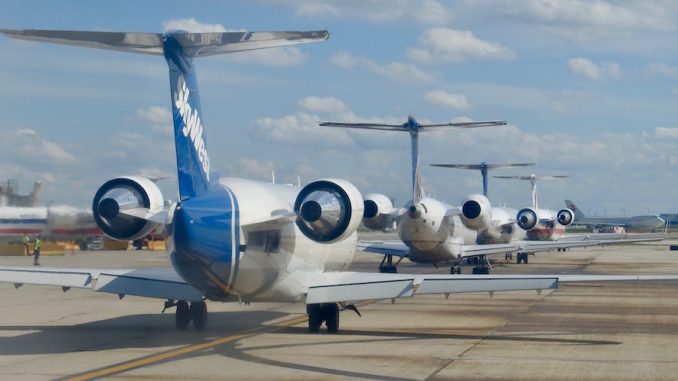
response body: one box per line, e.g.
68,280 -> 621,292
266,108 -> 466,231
171,185 -> 239,300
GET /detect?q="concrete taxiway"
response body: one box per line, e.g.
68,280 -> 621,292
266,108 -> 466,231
1,238 -> 678,380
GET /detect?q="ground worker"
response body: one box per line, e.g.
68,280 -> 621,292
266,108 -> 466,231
21,234 -> 31,256
33,234 -> 42,266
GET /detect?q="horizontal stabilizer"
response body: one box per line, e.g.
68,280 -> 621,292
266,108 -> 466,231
0,29 -> 329,58
495,175 -> 568,180
431,163 -> 535,170
320,120 -> 506,132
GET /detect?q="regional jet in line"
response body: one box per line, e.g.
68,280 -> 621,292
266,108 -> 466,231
0,29 -> 674,334
565,200 -> 665,231
430,161 -> 535,246
321,120 -> 658,274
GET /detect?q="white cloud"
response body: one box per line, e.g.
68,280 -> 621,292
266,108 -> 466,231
225,47 -> 308,67
238,158 -> 276,179
647,63 -> 678,78
162,18 -> 229,32
0,129 -> 75,164
277,0 -> 453,25
413,1 -> 454,25
298,96 -> 349,114
502,0 -> 674,31
251,112 -> 355,146
655,127 -> 678,139
330,52 -> 434,82
568,57 -> 622,81
136,106 -> 172,137
161,18 -> 306,67
408,28 -> 517,64
424,90 -> 472,111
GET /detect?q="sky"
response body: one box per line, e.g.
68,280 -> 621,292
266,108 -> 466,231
0,0 -> 677,216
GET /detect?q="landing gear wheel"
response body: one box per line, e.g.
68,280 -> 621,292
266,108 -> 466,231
450,265 -> 461,274
517,253 -> 529,264
190,301 -> 208,331
175,301 -> 190,331
307,304 -> 323,333
323,303 -> 340,333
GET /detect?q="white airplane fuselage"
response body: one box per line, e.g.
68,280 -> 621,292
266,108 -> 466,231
397,197 -> 476,264
0,206 -> 102,241
168,177 -> 357,304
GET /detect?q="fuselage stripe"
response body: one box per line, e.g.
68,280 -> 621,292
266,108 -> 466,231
223,185 -> 239,288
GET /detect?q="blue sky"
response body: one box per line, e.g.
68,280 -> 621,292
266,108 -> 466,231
0,1 -> 677,216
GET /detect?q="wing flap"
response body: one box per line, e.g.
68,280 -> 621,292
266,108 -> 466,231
460,243 -> 519,257
94,270 -> 203,301
0,267 -> 93,288
416,276 -> 558,294
307,272 -> 559,304
358,240 -> 410,258
0,266 -> 203,301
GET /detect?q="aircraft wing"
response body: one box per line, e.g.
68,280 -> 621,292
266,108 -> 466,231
517,233 -> 664,253
0,266 -> 203,301
306,271 -> 678,304
459,243 -> 519,257
358,240 -> 410,257
358,240 -> 519,259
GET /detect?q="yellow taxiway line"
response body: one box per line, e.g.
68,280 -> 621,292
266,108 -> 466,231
66,300 -> 373,380
65,313 -> 308,381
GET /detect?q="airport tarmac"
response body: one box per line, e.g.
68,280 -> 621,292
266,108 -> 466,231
1,239 -> 678,380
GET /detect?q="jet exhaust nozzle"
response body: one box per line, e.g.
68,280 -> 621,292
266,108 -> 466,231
517,208 -> 538,231
294,179 -> 364,243
557,208 -> 574,226
92,176 -> 164,240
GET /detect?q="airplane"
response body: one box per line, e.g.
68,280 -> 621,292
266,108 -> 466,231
429,161 -> 536,245
0,29 -> 675,335
429,162 -> 535,198
0,205 -> 102,244
565,200 -> 665,231
319,119 -> 658,274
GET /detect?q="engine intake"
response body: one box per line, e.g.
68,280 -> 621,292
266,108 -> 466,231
517,208 -> 538,231
294,179 -> 364,243
362,193 -> 394,230
557,208 -> 574,226
460,194 -> 492,231
92,176 -> 164,241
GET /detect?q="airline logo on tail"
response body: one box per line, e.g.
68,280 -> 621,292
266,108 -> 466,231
174,76 -> 210,181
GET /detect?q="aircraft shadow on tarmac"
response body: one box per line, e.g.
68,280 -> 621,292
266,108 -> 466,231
0,310 -> 287,356
0,307 -> 624,357
206,327 -> 621,381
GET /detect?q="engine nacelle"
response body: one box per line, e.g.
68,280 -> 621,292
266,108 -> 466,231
294,179 -> 364,243
517,207 -> 538,231
460,194 -> 492,231
557,208 -> 575,226
362,193 -> 394,230
92,176 -> 164,241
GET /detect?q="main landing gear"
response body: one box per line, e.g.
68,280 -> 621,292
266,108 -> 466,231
307,303 -> 340,333
516,252 -> 529,264
379,254 -> 402,273
471,255 -> 492,274
165,300 -> 208,331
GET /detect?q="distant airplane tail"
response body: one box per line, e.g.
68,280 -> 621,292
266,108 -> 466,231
321,116 -> 506,204
0,29 -> 329,200
564,200 -> 586,219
